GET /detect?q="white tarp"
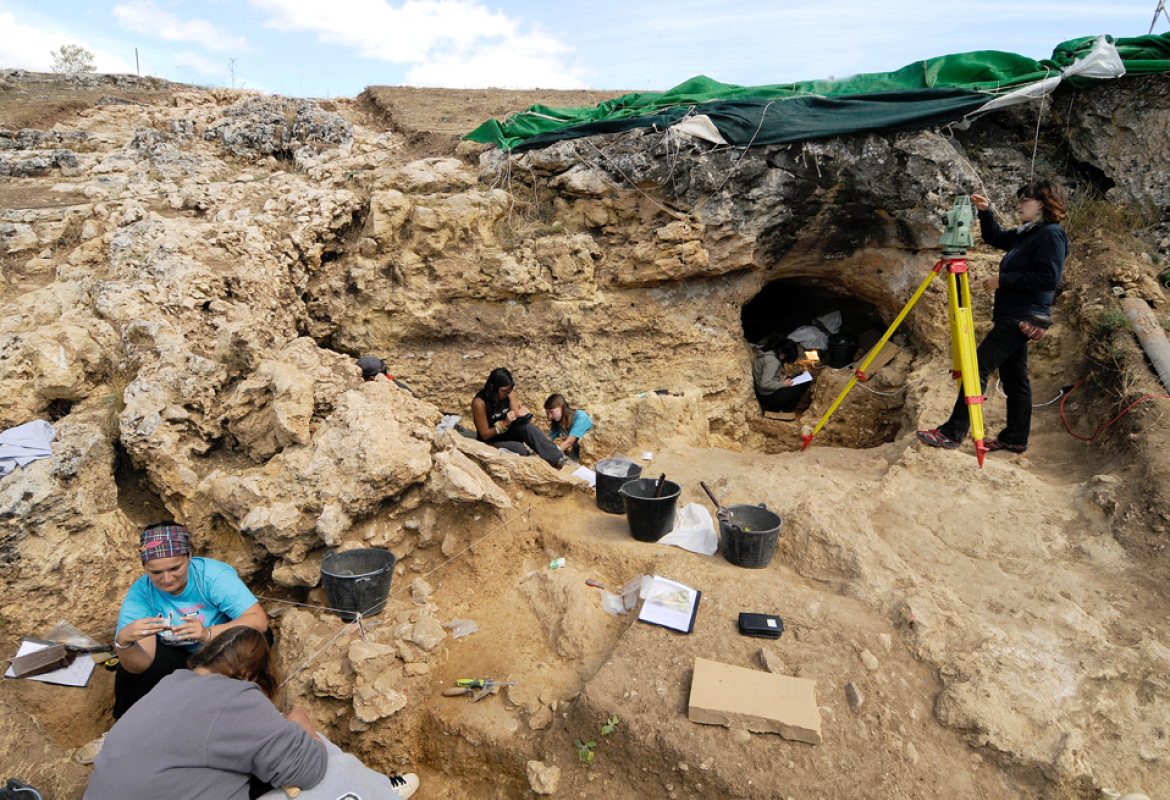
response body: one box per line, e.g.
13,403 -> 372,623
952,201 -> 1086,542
670,114 -> 728,145
0,419 -> 55,478
966,36 -> 1126,118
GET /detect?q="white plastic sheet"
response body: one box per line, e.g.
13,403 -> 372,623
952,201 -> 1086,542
786,325 -> 829,351
0,419 -> 55,478
657,503 -> 718,556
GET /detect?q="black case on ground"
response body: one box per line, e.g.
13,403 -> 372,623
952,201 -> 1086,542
738,613 -> 783,639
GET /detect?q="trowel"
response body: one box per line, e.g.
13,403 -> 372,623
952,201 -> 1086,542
699,481 -> 739,532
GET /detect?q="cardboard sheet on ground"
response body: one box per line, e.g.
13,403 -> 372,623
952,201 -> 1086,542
657,503 -> 718,555
4,638 -> 95,687
688,657 -> 822,744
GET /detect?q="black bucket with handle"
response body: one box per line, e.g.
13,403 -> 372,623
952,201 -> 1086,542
720,504 -> 782,569
619,478 -> 681,542
320,548 -> 396,622
595,458 -> 643,514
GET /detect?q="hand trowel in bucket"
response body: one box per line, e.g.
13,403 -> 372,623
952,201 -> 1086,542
699,481 -> 741,534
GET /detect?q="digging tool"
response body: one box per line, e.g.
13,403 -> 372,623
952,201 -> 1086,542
699,481 -> 734,525
456,678 -> 517,691
653,473 -> 667,498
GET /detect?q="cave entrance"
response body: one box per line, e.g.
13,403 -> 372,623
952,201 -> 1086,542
741,278 -> 912,450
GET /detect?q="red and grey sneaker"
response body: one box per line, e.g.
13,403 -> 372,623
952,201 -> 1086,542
985,438 -> 1027,453
915,429 -> 961,450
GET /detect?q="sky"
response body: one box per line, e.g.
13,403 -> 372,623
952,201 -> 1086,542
0,1 -> 1166,98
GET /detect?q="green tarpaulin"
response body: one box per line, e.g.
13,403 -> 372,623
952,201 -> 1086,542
466,32 -> 1170,152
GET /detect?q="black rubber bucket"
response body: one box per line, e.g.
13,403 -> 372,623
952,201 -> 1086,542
720,504 -> 782,569
320,548 -> 396,622
827,334 -> 858,369
619,478 -> 682,542
595,458 -> 643,514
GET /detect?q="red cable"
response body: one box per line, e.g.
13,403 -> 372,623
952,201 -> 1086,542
1060,378 -> 1170,441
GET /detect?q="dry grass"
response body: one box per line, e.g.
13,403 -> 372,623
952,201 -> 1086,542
0,725 -> 88,799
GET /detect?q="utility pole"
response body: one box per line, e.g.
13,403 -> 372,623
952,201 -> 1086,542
135,48 -> 140,76
1152,0 -> 1170,34
229,57 -> 237,89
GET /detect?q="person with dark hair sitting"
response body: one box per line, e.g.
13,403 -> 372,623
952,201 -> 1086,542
752,335 -> 811,421
544,393 -> 593,461
75,522 -> 269,765
471,367 -> 564,468
83,626 -> 420,800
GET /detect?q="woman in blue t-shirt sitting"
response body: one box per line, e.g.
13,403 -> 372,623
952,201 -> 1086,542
544,394 -> 593,461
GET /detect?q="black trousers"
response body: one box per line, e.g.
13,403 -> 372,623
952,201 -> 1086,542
112,640 -> 190,719
939,318 -> 1033,447
484,420 -> 564,466
757,384 -> 808,413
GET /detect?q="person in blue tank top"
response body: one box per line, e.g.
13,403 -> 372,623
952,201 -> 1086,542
75,522 -> 269,765
544,393 -> 593,461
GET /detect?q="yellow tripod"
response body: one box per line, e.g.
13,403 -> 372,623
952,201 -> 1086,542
800,197 -> 989,467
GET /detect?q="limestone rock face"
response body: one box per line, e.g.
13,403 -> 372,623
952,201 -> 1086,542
0,410 -> 139,636
1059,75 -> 1170,209
187,383 -> 438,569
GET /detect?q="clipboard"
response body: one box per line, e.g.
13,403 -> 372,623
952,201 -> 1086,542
4,638 -> 97,687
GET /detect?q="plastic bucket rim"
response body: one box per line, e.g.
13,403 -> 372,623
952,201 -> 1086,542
320,549 -> 395,580
619,478 -> 682,501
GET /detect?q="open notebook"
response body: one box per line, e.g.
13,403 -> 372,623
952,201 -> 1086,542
637,575 -> 701,634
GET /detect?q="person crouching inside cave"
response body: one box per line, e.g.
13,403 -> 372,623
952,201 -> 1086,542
471,367 -> 565,468
74,522 -> 269,765
544,393 -> 593,463
753,335 -> 811,421
916,179 -> 1068,454
357,355 -> 414,395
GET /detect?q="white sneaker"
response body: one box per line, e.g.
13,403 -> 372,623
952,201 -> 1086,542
388,772 -> 419,799
74,732 -> 107,765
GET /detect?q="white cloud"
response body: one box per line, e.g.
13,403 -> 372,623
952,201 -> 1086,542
406,30 -> 587,88
173,52 -> 228,77
251,0 -> 584,87
0,12 -> 135,74
112,1 -> 250,52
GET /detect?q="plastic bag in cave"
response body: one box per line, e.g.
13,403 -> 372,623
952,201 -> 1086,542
816,311 -> 842,334
786,325 -> 829,351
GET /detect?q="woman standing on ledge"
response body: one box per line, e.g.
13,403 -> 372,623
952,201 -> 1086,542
917,179 -> 1068,455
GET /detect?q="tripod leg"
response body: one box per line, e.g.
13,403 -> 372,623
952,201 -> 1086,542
802,262 -> 943,451
951,271 -> 988,465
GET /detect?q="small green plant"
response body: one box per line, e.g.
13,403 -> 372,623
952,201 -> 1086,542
573,739 -> 596,765
601,715 -> 620,736
1092,308 -> 1130,337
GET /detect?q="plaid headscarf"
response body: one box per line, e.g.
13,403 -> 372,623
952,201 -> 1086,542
139,523 -> 191,562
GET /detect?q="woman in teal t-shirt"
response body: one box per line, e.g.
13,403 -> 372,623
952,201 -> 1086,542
544,394 -> 593,460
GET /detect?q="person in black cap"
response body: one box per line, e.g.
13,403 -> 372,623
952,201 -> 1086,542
357,355 -> 413,394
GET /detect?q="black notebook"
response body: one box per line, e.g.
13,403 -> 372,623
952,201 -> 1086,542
738,613 -> 783,639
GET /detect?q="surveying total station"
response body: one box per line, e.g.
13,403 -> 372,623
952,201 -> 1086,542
800,196 -> 990,467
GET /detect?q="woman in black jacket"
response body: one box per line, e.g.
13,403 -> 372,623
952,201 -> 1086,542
917,179 -> 1068,454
